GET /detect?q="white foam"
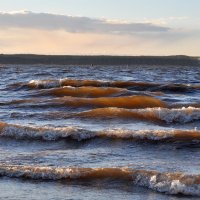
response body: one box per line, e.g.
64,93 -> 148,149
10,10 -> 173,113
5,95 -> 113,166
29,80 -> 61,88
136,107 -> 200,123
99,129 -> 186,141
1,124 -> 95,141
134,172 -> 200,196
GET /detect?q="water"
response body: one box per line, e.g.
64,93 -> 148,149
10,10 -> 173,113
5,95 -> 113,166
0,64 -> 200,199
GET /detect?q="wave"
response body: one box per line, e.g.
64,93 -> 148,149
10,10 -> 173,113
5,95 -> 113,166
9,79 -> 200,93
8,107 -> 200,124
75,107 -> 200,124
58,96 -> 166,109
2,96 -> 166,109
0,122 -> 94,141
26,79 -> 159,89
33,86 -> 129,98
0,164 -> 199,196
0,122 -> 199,142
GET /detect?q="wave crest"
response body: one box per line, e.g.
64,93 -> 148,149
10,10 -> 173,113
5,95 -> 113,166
27,79 -> 158,89
20,79 -> 200,93
0,122 -> 199,142
0,122 -> 94,141
0,165 -> 199,196
76,107 -> 200,123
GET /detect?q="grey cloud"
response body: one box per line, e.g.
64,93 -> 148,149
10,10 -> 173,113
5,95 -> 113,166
0,11 -> 170,34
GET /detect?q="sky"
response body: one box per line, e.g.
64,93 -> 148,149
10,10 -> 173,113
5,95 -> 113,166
0,0 -> 199,56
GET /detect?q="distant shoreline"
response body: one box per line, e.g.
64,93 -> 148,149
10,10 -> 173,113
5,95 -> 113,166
0,54 -> 199,66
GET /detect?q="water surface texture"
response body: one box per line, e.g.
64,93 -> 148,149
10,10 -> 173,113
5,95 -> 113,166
0,64 -> 200,199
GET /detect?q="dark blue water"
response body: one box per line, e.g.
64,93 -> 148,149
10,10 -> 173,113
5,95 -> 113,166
0,64 -> 199,199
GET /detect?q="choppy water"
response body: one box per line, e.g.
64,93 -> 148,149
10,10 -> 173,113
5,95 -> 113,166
0,64 -> 200,199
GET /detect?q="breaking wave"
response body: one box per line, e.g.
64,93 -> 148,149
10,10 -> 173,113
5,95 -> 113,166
0,164 -> 199,196
75,107 -> 200,124
0,122 -> 93,141
0,122 -> 199,142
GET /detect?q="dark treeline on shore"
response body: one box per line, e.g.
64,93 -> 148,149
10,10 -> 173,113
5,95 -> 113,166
0,54 -> 199,66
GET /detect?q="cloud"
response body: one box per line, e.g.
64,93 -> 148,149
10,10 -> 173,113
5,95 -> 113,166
142,16 -> 189,26
0,11 -> 199,56
0,11 -> 170,34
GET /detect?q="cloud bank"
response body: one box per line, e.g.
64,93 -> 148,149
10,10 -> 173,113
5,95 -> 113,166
0,11 -> 169,34
0,11 -> 199,56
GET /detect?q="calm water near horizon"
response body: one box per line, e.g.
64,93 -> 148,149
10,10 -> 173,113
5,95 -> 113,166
0,64 -> 199,199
